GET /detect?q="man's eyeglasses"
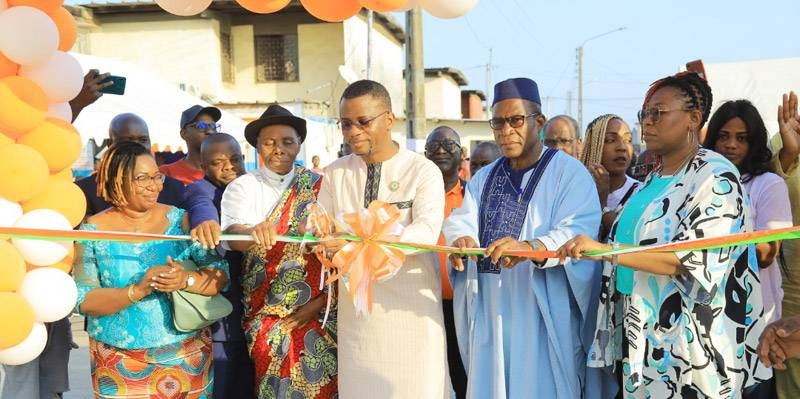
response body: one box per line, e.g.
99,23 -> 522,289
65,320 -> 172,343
543,138 -> 575,147
133,173 -> 166,188
186,122 -> 220,131
489,113 -> 541,130
424,139 -> 461,155
338,111 -> 390,132
638,107 -> 690,124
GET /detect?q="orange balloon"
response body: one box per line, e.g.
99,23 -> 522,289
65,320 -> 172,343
301,0 -> 361,22
7,0 -> 64,13
18,118 -> 81,173
50,167 -> 74,182
0,77 -> 48,139
0,52 -> 20,79
359,0 -> 407,12
0,292 -> 35,349
0,131 -> 13,147
0,144 -> 49,202
0,241 -> 26,292
27,245 -> 73,273
47,7 -> 77,52
22,180 -> 86,227
236,0 -> 290,14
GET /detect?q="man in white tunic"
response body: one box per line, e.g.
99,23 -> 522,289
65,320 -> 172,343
318,80 -> 450,398
443,78 -> 612,399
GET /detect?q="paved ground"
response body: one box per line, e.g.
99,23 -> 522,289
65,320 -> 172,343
63,315 -> 91,399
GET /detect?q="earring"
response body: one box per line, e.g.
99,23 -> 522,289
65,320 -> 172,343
687,128 -> 694,145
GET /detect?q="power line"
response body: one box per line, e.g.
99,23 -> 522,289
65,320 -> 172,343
463,15 -> 489,50
491,0 -> 544,51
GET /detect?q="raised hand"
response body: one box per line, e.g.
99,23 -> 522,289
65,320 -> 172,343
588,163 -> 611,207
777,91 -> 800,172
69,69 -> 113,121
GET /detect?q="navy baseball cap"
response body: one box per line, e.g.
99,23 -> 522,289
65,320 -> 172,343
180,105 -> 221,128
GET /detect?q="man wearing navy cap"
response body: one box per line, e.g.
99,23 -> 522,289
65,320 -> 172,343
160,105 -> 222,185
443,78 -> 609,398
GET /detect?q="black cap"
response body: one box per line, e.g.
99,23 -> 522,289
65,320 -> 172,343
180,105 -> 222,128
244,104 -> 307,146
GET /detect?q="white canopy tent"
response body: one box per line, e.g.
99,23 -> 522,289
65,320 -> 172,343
69,53 -> 249,171
702,57 -> 800,135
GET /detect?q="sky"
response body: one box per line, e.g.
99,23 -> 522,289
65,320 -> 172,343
411,0 -> 800,134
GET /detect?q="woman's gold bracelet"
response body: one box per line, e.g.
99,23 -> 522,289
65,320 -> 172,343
127,285 -> 140,303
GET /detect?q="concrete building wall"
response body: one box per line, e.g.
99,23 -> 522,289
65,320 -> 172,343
76,10 -> 404,121
424,75 -> 462,120
83,13 -> 224,101
461,92 -> 484,119
343,16 -> 404,116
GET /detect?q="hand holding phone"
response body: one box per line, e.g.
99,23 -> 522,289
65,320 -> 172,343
100,75 -> 126,95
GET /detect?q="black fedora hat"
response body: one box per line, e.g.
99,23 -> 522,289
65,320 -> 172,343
244,104 -> 307,146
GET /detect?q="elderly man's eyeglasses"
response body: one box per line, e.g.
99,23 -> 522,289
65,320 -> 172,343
424,139 -> 461,155
186,122 -> 220,131
338,111 -> 390,132
133,173 -> 166,188
489,113 -> 541,130
638,107 -> 690,124
543,138 -> 575,147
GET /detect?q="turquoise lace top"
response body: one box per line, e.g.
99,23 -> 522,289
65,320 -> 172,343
613,174 -> 677,294
73,207 -> 229,349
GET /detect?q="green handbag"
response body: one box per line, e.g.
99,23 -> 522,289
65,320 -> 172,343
170,259 -> 233,333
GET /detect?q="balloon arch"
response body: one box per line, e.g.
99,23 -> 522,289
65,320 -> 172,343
156,0 -> 479,20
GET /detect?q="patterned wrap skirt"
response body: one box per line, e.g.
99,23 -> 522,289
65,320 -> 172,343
89,328 -> 213,399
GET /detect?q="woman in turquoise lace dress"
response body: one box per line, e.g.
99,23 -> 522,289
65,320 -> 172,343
73,142 -> 229,398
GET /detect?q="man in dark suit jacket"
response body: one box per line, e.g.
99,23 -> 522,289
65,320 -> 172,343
76,113 -> 186,217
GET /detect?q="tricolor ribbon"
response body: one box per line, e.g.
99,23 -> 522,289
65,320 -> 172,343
5,213 -> 800,317
3,226 -> 799,260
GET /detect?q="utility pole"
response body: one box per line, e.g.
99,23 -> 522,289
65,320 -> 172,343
545,96 -> 551,116
566,91 -> 573,116
405,7 -> 426,141
576,46 -> 583,133
485,48 -> 493,117
366,10 -> 374,80
576,27 -> 626,133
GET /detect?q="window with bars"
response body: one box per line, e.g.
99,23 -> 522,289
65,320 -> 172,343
220,32 -> 234,83
254,34 -> 299,82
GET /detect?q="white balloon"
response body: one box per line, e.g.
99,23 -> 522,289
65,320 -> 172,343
19,268 -> 78,323
0,197 -> 22,228
0,7 -> 58,66
155,0 -> 213,16
419,0 -> 477,19
47,102 -> 73,122
12,209 -> 72,266
0,322 -> 47,365
20,52 -> 84,103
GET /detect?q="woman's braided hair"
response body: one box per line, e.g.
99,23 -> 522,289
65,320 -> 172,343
580,114 -> 624,167
95,141 -> 150,208
644,71 -> 713,127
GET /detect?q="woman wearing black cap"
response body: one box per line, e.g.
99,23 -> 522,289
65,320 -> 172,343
220,105 -> 337,398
